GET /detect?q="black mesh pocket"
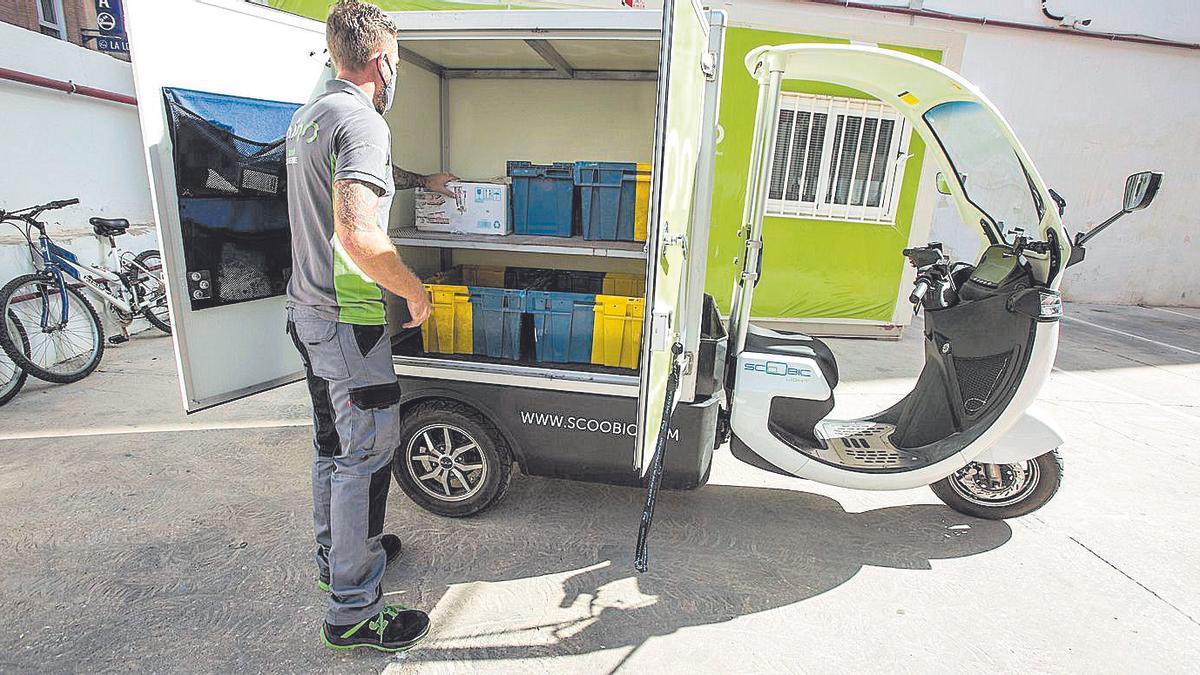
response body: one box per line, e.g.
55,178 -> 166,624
953,352 -> 1012,415
163,88 -> 300,310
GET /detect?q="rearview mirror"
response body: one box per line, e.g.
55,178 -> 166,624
1123,171 -> 1163,212
935,172 -> 952,195
1069,170 -> 1165,267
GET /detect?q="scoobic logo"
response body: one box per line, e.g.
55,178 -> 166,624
287,121 -> 320,144
744,360 -> 813,378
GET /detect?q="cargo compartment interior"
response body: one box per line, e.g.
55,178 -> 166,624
383,24 -> 660,385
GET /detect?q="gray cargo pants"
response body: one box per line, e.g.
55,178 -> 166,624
286,307 -> 400,625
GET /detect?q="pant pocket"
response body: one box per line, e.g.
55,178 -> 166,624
294,318 -> 348,380
351,324 -> 387,358
348,382 -> 402,459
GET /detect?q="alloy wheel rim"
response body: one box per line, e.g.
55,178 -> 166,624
948,460 -> 1041,508
406,423 -> 487,503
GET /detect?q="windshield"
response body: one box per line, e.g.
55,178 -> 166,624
924,101 -> 1044,240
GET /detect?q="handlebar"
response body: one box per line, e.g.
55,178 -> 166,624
909,280 -> 930,305
0,198 -> 80,222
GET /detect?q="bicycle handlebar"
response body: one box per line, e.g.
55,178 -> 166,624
0,198 -> 80,221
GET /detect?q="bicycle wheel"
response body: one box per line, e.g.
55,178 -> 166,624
0,273 -> 105,383
132,249 -> 171,334
0,312 -> 29,407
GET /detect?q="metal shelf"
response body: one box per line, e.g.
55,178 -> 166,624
392,227 -> 645,259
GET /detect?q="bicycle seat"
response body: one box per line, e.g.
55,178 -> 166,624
90,217 -> 130,236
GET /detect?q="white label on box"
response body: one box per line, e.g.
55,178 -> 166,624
415,182 -> 511,235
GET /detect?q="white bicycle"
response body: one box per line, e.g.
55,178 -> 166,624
0,199 -> 170,384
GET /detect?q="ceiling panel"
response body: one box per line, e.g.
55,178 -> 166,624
399,38 -> 661,73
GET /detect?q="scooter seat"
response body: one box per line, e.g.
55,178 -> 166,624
745,325 -> 839,388
90,217 -> 130,236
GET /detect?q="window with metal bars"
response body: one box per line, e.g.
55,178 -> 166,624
767,92 -> 910,224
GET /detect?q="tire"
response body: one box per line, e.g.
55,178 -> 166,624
931,449 -> 1063,520
0,312 -> 29,407
133,250 -> 171,334
0,273 -> 105,384
392,400 -> 514,518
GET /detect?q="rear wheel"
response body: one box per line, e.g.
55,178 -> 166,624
931,449 -> 1063,520
0,312 -> 29,407
132,250 -> 170,334
392,401 -> 513,517
0,273 -> 105,384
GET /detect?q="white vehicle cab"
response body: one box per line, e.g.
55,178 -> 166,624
126,1 -> 1159,537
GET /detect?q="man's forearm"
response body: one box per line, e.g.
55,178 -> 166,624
339,229 -> 426,302
393,165 -> 427,191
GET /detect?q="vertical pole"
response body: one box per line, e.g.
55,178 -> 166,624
726,67 -> 771,345
439,75 -> 450,173
731,68 -> 783,355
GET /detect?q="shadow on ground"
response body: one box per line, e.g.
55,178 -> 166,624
384,475 -> 1010,666
0,419 -> 1011,673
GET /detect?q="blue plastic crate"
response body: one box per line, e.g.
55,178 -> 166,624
508,161 -> 575,237
574,161 -> 638,241
470,287 -> 525,360
526,291 -> 596,364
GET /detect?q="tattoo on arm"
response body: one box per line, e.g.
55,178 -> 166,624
333,179 -> 381,234
392,165 -> 426,191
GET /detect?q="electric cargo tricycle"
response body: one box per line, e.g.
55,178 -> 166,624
126,1 -> 1159,546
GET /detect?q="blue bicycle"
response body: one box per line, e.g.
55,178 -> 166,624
0,199 -> 169,384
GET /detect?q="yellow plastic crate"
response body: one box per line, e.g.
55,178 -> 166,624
422,283 -> 473,355
633,163 -> 651,242
591,295 -> 644,369
602,272 -> 646,297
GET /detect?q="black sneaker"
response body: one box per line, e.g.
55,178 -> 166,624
320,605 -> 430,653
317,534 -> 403,593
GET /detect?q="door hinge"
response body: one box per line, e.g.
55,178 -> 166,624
650,308 -> 674,352
662,232 -> 688,258
701,51 -> 717,81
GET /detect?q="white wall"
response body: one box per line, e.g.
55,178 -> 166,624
0,22 -> 153,236
707,0 -> 1200,306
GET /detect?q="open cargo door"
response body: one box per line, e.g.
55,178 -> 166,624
636,0 -> 714,475
126,0 -> 329,412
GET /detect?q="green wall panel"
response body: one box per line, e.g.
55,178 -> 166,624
707,27 -> 941,321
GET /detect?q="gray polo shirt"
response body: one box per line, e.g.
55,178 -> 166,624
285,79 -> 395,325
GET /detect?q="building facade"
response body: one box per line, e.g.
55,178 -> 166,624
0,0 -> 128,57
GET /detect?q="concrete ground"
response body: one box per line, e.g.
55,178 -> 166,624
1,303 -> 1198,673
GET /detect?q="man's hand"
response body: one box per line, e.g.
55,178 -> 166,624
421,172 -> 459,198
403,288 -> 432,328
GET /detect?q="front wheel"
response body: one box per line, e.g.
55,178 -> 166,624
0,273 -> 105,384
392,400 -> 513,518
931,449 -> 1063,520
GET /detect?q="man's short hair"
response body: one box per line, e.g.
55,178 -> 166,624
326,0 -> 398,72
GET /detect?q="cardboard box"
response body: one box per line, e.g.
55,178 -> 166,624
415,181 -> 511,235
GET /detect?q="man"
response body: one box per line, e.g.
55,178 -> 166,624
284,0 -> 455,652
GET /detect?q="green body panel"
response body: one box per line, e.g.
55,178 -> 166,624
707,27 -> 942,322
